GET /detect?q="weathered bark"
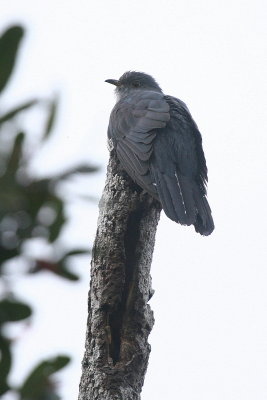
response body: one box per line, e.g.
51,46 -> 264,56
78,150 -> 161,400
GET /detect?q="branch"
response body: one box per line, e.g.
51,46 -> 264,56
78,151 -> 161,400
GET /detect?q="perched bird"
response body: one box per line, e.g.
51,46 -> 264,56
105,71 -> 214,236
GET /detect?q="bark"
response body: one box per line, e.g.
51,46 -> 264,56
78,150 -> 161,400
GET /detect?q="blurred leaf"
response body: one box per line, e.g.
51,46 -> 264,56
0,247 -> 19,265
43,97 -> 58,140
63,248 -> 90,257
33,259 -> 79,281
47,198 -> 66,243
56,262 -> 79,281
33,260 -> 58,274
55,164 -> 99,180
0,99 -> 38,124
4,179 -> 54,228
21,179 -> 52,219
0,25 -> 24,94
19,355 -> 70,400
0,336 -> 12,395
4,132 -> 25,181
0,299 -> 32,324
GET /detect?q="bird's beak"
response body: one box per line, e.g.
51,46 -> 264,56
105,79 -> 119,86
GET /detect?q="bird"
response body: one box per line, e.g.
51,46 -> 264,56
105,71 -> 214,236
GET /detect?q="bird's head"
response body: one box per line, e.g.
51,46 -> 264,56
105,71 -> 162,98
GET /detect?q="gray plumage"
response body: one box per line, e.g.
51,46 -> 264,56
105,71 -> 214,236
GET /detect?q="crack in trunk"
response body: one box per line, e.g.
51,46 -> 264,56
108,207 -> 144,365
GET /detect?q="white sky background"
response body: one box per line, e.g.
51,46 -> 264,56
1,0 -> 267,399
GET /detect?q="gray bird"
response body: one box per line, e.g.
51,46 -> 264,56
105,71 -> 214,236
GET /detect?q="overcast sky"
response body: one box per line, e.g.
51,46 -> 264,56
1,1 -> 267,399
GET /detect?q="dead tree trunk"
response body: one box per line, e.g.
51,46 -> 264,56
78,151 -> 161,400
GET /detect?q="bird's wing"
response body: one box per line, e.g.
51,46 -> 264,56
149,95 -> 214,234
164,95 -> 208,189
108,90 -> 170,195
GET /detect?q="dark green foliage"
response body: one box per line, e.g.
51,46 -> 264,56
43,96 -> 59,139
0,336 -> 12,395
0,99 -> 38,124
0,24 -> 97,398
0,25 -> 23,94
0,299 -> 32,395
0,299 -> 32,324
19,356 -> 71,400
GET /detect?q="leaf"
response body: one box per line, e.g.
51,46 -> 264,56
4,132 -> 25,181
47,198 -> 66,243
0,336 -> 12,395
33,259 -> 79,281
0,299 -> 32,324
55,164 -> 99,180
0,99 -> 38,124
56,262 -> 79,281
19,355 -> 70,400
43,96 -> 58,140
62,248 -> 90,258
20,179 -> 51,218
0,25 -> 24,94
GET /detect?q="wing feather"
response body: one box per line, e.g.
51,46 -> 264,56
108,90 -> 170,193
117,142 -> 148,175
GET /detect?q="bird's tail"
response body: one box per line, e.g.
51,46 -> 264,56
152,169 -> 196,225
151,167 -> 214,235
193,186 -> 214,236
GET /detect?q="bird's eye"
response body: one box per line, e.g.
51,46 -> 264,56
132,81 -> 141,88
